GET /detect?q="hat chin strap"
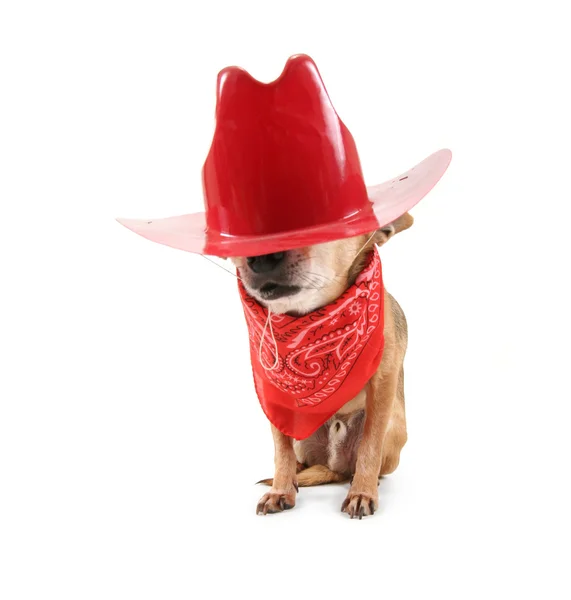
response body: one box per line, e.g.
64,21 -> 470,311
353,231 -> 377,261
259,307 -> 280,372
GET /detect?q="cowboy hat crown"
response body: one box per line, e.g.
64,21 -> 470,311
117,54 -> 451,257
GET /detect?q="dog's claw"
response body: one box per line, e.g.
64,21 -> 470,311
341,490 -> 378,519
256,488 -> 297,516
293,481 -> 299,493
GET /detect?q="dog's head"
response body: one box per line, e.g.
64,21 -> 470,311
231,213 -> 413,315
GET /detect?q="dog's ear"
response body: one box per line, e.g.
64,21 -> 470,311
375,212 -> 414,245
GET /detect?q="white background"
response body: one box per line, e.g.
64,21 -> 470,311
1,1 -> 570,598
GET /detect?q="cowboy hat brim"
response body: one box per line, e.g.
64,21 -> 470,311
116,148 -> 451,258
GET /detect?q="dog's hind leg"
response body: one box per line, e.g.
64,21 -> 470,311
258,464 -> 349,487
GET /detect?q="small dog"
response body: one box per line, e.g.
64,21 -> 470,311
231,212 -> 413,518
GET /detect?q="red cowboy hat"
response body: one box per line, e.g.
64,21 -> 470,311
117,55 -> 451,258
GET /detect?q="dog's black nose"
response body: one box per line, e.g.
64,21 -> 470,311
246,252 -> 285,274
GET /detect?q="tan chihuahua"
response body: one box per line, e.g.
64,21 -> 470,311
231,212 -> 412,518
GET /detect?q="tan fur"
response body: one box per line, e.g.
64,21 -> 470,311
258,464 -> 348,488
335,389 -> 366,415
235,213 -> 414,518
256,425 -> 298,515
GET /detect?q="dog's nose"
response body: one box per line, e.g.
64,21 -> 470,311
246,252 -> 285,274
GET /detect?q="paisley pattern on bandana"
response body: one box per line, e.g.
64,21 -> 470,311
239,248 -> 385,440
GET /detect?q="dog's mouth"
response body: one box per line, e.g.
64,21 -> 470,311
258,282 -> 302,300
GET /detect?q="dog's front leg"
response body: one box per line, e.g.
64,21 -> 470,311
256,425 -> 298,515
342,372 -> 397,519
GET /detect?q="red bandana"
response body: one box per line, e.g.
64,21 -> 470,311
239,248 -> 385,439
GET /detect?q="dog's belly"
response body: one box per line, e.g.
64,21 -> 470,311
294,389 -> 367,475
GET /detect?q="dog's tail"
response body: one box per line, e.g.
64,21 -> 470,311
257,464 -> 348,488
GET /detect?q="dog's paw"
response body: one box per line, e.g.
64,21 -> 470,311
341,489 -> 378,519
256,488 -> 297,515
